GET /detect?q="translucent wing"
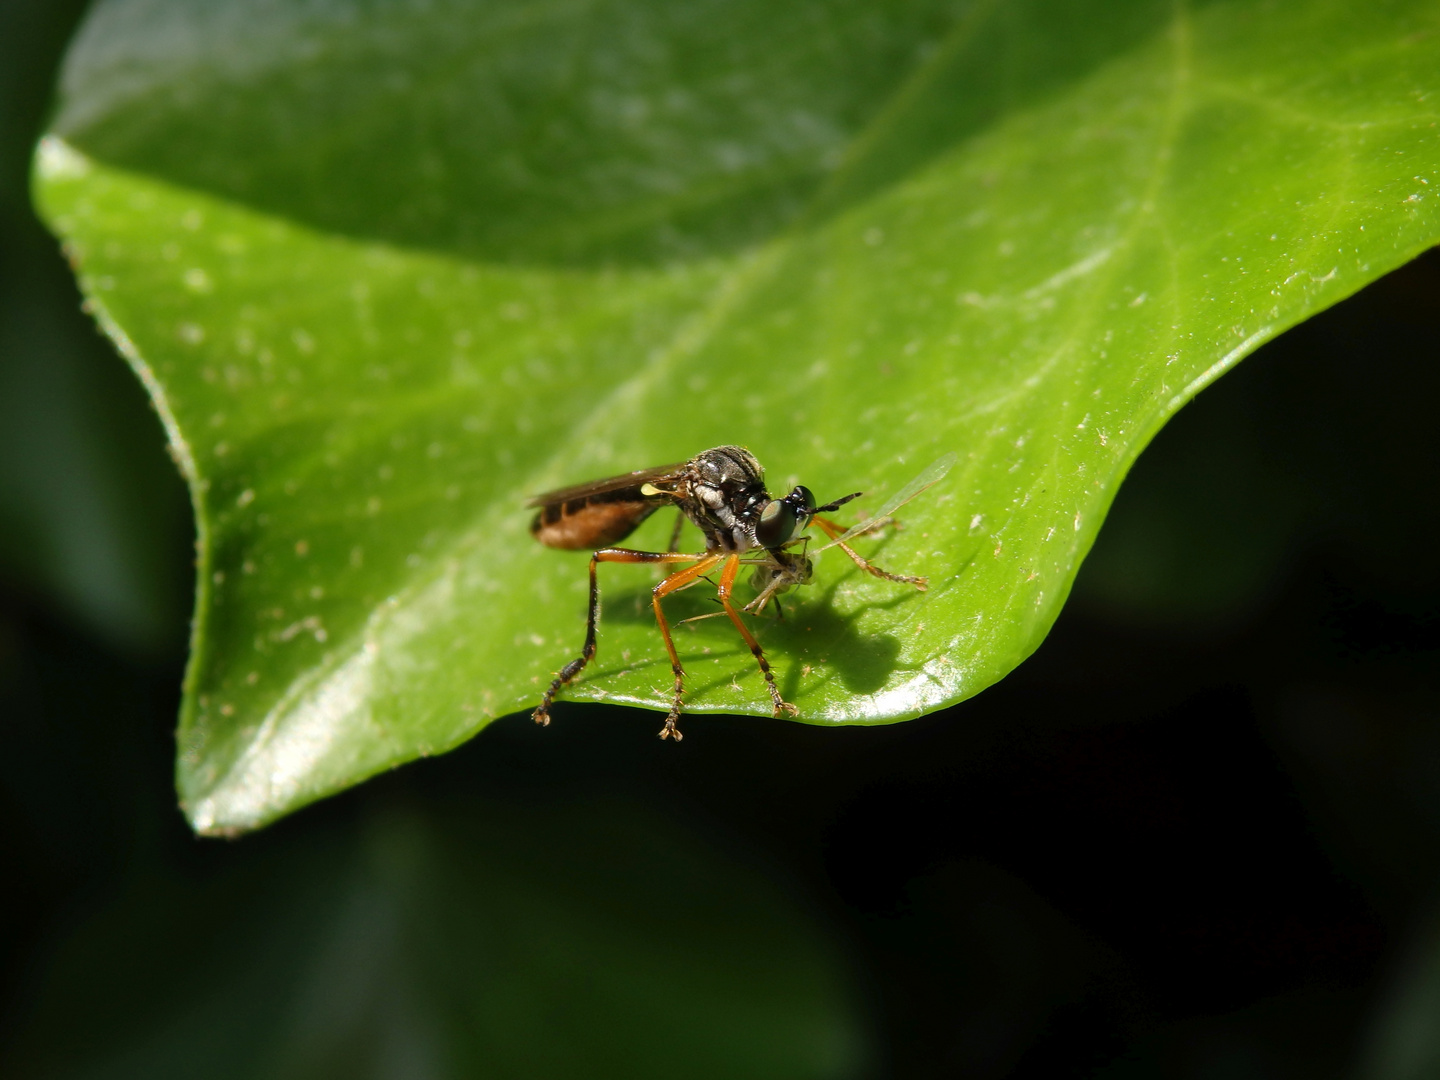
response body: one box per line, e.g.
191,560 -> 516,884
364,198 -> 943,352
814,452 -> 958,553
527,460 -> 689,551
525,461 -> 687,508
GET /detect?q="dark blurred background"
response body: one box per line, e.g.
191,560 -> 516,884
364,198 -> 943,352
3,2 -> 1439,1077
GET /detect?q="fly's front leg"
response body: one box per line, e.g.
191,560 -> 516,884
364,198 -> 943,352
534,548 -> 704,728
812,516 -> 928,590
650,553 -> 725,740
717,553 -> 795,718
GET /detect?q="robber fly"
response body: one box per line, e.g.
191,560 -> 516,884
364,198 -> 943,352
528,446 -> 930,740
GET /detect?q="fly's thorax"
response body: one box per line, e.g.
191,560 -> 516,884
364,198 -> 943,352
684,446 -> 771,552
692,445 -> 763,486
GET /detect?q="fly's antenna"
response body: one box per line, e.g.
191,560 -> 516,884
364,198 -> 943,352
813,491 -> 862,515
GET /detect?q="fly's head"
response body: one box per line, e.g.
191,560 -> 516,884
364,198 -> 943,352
753,484 -> 862,552
754,485 -> 817,550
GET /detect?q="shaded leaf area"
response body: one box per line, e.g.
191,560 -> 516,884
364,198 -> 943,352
52,0 -> 1176,267
4,799 -> 863,1080
35,0 -> 1440,830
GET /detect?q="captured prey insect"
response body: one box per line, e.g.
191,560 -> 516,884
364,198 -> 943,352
527,446 -> 945,741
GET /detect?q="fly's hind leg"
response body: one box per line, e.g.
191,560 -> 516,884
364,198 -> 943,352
534,550 -> 610,727
534,548 -> 706,729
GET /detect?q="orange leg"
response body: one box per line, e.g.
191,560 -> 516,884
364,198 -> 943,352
649,553 -> 726,740
812,516 -> 928,590
715,553 -> 795,719
533,548 -> 709,731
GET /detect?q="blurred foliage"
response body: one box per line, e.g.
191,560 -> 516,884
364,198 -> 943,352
0,0 -> 189,655
32,0 -> 1440,833
5,796 -> 865,1080
1362,921 -> 1440,1080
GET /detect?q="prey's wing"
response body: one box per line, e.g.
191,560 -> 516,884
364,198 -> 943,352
815,452 -> 958,552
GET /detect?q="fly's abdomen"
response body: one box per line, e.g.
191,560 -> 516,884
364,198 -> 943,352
530,492 -> 661,550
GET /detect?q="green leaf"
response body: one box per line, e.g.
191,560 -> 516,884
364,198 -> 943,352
34,0 -> 1440,832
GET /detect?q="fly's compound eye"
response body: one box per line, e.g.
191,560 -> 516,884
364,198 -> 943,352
756,498 -> 799,548
795,485 -> 816,511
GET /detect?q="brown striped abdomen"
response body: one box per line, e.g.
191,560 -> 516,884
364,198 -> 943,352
530,496 -> 661,550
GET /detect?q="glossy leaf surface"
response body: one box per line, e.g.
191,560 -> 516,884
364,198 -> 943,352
35,0 -> 1440,830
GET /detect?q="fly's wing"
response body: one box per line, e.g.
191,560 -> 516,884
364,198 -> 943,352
814,452 -> 958,553
528,461 -> 688,551
525,461 -> 688,508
